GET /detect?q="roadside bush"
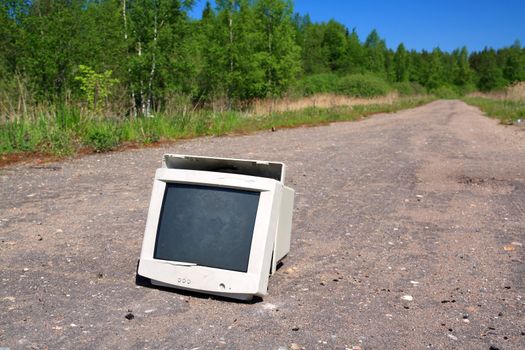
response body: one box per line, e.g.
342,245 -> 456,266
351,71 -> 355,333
83,123 -> 120,152
393,81 -> 426,96
456,83 -> 477,96
293,73 -> 340,96
431,85 -> 461,99
336,73 -> 391,97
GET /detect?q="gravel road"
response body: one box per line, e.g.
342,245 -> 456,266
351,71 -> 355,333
1,100 -> 524,349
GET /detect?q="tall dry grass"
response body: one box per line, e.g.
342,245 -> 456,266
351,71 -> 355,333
249,92 -> 399,116
468,82 -> 525,101
506,82 -> 525,101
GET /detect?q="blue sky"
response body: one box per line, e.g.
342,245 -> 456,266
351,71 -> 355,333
189,0 -> 525,52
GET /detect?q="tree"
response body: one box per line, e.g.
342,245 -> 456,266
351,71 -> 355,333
196,1 -> 222,101
426,48 -> 446,90
345,29 -> 364,74
363,29 -> 387,76
20,0 -> 86,99
393,43 -> 409,82
0,1 -> 21,76
501,40 -> 525,83
452,47 -> 472,87
470,48 -> 506,91
252,0 -> 300,97
211,0 -> 259,101
75,65 -> 119,112
322,20 -> 347,72
127,0 -> 195,115
300,22 -> 329,74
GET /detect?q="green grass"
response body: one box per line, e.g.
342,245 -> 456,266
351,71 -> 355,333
0,96 -> 434,161
463,97 -> 525,125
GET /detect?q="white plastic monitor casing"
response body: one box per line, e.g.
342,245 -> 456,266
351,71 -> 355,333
138,154 -> 294,300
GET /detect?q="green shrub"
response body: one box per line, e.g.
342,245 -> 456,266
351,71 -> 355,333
456,83 -> 477,96
431,85 -> 461,99
293,73 -> 340,96
393,81 -> 426,96
336,74 -> 391,97
83,123 -> 120,152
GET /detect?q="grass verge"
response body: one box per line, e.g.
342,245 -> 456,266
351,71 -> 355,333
463,97 -> 525,125
0,96 -> 434,165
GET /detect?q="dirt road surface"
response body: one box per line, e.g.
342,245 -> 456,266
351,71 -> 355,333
1,100 -> 524,349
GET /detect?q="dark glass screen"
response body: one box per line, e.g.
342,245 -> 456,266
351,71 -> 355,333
154,183 -> 260,272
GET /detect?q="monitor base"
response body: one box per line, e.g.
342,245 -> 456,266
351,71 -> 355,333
150,279 -> 255,301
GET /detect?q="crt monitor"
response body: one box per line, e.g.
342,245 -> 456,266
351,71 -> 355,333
137,154 -> 294,300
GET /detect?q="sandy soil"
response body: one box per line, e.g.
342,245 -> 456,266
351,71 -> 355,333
0,100 -> 524,349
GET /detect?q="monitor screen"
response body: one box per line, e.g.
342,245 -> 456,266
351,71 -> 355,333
154,183 -> 260,272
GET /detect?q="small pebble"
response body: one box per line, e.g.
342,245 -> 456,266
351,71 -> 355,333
401,295 -> 413,301
447,334 -> 458,341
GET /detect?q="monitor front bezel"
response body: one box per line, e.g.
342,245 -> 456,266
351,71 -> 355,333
138,168 -> 281,298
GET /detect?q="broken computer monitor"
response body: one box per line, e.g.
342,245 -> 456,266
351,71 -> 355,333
137,154 -> 294,300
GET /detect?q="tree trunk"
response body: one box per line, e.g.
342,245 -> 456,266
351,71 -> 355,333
122,0 -> 137,118
146,9 -> 158,117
